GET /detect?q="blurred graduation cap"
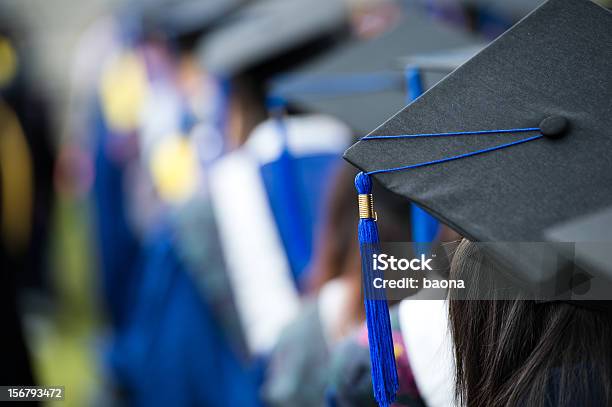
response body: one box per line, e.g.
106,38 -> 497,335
269,12 -> 484,134
345,0 -> 612,299
398,45 -> 483,73
197,0 -> 348,77
461,0 -> 545,21
138,0 -> 246,38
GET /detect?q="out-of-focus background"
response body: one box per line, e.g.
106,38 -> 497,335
1,0 -> 610,406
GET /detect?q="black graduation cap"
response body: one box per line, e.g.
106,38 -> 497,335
139,0 -> 245,38
269,12 -> 483,134
344,0 -> 612,299
546,205 -> 612,280
197,0 -> 348,77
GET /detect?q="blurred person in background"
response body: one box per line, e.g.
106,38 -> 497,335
60,2 -> 237,404
67,7 -> 150,334
102,0 -> 353,405
0,8 -> 55,388
188,0 -> 352,353
262,163 -> 422,406
71,2 -> 258,405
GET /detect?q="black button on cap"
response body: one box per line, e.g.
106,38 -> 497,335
539,115 -> 569,139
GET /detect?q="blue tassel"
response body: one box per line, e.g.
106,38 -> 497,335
355,172 -> 399,407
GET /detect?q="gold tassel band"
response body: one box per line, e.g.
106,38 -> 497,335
358,194 -> 375,219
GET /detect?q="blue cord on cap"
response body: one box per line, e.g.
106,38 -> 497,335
361,127 -> 544,176
366,132 -> 543,176
362,127 -> 540,141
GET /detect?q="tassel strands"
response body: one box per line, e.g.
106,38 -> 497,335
355,171 -> 399,407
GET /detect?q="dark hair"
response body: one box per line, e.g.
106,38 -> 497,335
448,239 -> 612,407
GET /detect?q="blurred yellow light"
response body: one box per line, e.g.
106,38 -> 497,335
0,36 -> 18,88
0,101 -> 33,254
99,51 -> 148,133
149,134 -> 199,204
393,342 -> 404,358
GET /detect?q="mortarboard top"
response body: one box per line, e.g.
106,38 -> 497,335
269,12 -> 482,134
344,0 -> 612,298
196,0 -> 348,77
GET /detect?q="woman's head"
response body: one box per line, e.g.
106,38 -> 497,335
448,239 -> 612,407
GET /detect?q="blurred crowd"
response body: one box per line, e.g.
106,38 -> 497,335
1,0 -> 611,406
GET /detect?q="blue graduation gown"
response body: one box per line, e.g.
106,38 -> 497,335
110,225 -> 262,407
